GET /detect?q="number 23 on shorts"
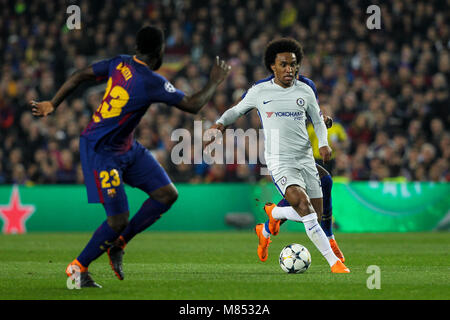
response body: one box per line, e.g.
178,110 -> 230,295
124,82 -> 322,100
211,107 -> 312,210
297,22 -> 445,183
99,169 -> 121,188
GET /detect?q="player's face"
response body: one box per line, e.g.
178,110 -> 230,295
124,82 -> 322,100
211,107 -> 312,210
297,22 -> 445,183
271,52 -> 298,88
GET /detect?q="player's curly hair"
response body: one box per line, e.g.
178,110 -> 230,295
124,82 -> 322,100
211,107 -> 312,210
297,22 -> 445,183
136,25 -> 164,57
264,38 -> 304,74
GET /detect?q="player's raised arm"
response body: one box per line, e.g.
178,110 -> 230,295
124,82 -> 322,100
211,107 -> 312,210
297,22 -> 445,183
175,56 -> 231,114
30,66 -> 97,117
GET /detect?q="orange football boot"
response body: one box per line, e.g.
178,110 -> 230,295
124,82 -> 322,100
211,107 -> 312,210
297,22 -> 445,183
329,238 -> 345,263
65,259 -> 102,288
255,223 -> 272,262
65,259 -> 88,277
264,203 -> 280,236
331,260 -> 350,273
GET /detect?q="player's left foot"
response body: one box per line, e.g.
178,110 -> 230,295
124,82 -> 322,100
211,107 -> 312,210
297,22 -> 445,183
79,272 -> 103,288
65,259 -> 102,288
107,236 -> 126,280
255,223 -> 272,262
329,239 -> 345,263
264,202 -> 280,236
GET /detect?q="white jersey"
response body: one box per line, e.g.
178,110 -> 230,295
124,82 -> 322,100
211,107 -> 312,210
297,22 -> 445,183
216,77 -> 328,170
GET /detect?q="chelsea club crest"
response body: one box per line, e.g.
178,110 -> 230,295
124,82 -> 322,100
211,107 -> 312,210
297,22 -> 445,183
296,98 -> 305,106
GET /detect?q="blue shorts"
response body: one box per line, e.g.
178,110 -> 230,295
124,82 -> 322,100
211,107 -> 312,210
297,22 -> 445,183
80,137 -> 172,216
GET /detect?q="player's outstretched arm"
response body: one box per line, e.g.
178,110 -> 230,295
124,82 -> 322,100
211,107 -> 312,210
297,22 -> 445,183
30,66 -> 97,117
203,97 -> 246,150
175,56 -> 231,114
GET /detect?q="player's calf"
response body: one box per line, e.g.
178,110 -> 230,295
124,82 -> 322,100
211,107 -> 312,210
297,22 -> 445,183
107,211 -> 129,233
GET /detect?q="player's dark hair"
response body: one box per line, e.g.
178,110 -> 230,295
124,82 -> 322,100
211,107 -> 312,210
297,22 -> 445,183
264,38 -> 304,73
136,25 -> 164,58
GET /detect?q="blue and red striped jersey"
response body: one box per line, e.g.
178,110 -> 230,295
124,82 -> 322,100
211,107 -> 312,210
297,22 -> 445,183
81,54 -> 185,153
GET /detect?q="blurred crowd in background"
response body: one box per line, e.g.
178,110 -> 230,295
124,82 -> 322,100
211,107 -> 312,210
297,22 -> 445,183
0,0 -> 449,185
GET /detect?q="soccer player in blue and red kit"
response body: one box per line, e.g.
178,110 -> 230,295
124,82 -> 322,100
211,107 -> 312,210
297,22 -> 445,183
31,26 -> 231,288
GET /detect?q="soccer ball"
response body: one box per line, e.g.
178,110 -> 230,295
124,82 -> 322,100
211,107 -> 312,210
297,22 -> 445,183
279,243 -> 311,273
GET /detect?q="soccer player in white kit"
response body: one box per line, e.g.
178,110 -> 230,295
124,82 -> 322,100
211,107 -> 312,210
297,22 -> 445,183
209,38 -> 350,273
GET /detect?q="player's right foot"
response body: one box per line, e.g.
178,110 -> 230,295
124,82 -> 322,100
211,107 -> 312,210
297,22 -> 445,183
65,259 -> 102,288
107,235 -> 126,280
330,260 -> 350,273
329,239 -> 345,263
255,223 -> 272,262
264,202 -> 280,235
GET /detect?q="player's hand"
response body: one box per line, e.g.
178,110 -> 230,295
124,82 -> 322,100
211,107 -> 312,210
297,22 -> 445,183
203,123 -> 225,152
324,115 -> 333,129
319,145 -> 332,162
30,100 -> 55,117
209,56 -> 231,86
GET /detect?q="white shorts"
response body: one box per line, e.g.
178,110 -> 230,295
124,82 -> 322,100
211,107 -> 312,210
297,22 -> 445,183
269,161 -> 322,199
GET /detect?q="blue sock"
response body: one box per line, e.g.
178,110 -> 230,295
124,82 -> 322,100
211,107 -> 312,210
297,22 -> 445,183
277,198 -> 289,207
77,220 -> 119,267
264,220 -> 271,234
121,198 -> 171,243
320,174 -> 333,237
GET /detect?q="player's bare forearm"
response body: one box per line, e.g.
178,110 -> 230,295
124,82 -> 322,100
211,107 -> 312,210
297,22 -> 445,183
31,66 -> 97,117
175,56 -> 230,114
176,81 -> 220,114
51,67 -> 97,108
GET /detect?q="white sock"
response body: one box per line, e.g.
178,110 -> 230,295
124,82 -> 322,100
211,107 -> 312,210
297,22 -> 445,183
302,213 -> 339,267
262,226 -> 271,238
328,235 -> 335,240
272,206 -> 302,222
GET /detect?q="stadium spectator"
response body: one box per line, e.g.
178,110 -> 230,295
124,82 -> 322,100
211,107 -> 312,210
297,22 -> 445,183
0,0 -> 449,184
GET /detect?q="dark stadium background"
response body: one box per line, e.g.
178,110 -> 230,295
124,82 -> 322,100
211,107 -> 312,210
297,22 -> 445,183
0,0 -> 448,185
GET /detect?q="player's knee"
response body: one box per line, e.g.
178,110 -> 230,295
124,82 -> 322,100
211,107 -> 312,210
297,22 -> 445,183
150,184 -> 178,206
107,213 -> 129,233
157,188 -> 178,206
166,188 -> 178,205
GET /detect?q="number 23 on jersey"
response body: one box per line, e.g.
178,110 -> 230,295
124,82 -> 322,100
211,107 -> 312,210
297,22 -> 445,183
93,77 -> 130,123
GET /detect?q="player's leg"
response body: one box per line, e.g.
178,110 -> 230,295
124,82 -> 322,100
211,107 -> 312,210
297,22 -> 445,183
264,166 -> 324,236
316,163 -> 345,262
119,183 -> 177,244
316,163 -> 332,236
256,168 -> 308,261
274,164 -> 334,230
118,143 -> 177,244
284,185 -> 349,273
66,148 -> 130,287
256,168 -> 307,261
107,143 -> 177,279
74,209 -> 128,267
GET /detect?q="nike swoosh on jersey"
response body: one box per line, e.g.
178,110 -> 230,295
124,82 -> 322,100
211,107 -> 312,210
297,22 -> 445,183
263,100 -> 273,104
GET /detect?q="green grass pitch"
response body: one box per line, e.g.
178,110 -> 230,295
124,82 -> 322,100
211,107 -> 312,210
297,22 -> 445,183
0,232 -> 449,300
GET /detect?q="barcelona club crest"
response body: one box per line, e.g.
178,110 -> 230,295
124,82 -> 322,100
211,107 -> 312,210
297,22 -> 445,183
107,188 -> 117,198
